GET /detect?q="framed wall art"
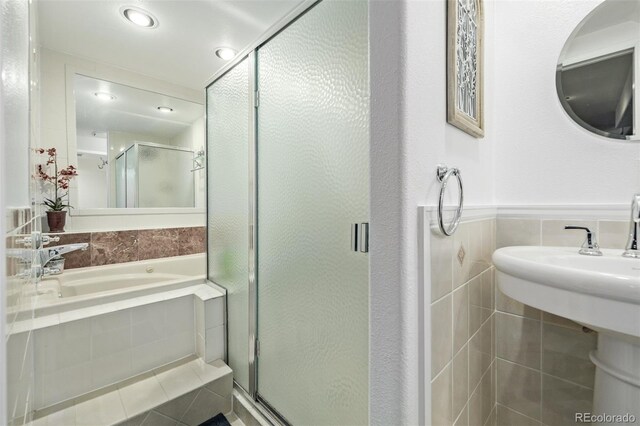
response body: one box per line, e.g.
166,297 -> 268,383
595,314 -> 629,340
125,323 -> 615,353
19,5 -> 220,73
447,0 -> 484,138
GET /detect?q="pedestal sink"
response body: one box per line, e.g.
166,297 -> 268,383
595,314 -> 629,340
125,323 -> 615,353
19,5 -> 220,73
493,246 -> 640,421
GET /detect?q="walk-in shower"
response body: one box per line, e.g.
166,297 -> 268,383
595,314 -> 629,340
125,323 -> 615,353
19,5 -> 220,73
115,142 -> 195,208
206,0 -> 369,423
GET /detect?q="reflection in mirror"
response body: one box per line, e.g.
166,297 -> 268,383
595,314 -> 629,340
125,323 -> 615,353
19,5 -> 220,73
556,0 -> 639,140
73,75 -> 204,208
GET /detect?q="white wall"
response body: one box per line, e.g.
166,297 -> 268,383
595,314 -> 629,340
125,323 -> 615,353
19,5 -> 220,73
172,117 -> 206,208
77,155 -> 108,209
404,1 -> 496,424
411,1 -> 497,209
493,0 -> 640,206
369,0 -> 497,424
76,132 -> 107,155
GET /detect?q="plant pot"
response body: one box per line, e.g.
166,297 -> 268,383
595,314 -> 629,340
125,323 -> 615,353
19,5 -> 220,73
46,211 -> 67,233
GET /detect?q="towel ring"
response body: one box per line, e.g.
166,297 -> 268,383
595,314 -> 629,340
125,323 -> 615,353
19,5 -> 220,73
436,165 -> 463,236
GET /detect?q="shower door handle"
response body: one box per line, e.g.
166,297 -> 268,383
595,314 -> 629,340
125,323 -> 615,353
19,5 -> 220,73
351,223 -> 369,253
351,223 -> 359,252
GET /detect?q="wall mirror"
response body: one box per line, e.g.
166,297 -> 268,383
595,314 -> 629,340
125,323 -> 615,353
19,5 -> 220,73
72,74 -> 204,209
33,0 -> 300,217
556,0 -> 639,141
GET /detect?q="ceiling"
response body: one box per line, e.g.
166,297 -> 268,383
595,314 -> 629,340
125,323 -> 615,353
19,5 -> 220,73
75,74 -> 204,138
37,0 -> 304,90
577,0 -> 639,36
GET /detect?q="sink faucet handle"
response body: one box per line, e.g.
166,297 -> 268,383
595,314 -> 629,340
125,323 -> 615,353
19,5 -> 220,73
564,226 -> 603,256
42,235 -> 60,245
15,233 -> 60,248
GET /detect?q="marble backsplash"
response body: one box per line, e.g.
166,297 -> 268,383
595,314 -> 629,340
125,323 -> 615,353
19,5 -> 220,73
53,226 -> 206,269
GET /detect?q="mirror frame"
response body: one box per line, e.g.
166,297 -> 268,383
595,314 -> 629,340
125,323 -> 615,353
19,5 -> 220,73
64,65 -> 206,215
555,1 -> 640,142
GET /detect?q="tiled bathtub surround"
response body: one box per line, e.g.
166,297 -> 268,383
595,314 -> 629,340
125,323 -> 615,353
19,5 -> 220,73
53,226 -> 206,269
430,218 -> 497,426
32,357 -> 233,426
31,285 -> 224,410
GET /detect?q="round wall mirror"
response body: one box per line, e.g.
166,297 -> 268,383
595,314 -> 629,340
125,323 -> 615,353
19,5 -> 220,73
557,0 -> 639,141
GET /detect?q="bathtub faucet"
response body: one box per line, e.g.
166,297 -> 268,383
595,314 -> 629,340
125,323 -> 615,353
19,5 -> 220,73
38,243 -> 89,270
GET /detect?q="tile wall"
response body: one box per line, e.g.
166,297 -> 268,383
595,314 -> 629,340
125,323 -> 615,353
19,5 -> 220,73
33,297 -> 194,409
494,217 -> 629,426
32,289 -> 224,410
430,218 -> 497,426
32,357 -> 233,426
52,226 -> 206,269
430,215 -> 630,426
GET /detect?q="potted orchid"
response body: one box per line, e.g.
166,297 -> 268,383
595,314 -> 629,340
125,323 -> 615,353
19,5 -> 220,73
34,147 -> 78,232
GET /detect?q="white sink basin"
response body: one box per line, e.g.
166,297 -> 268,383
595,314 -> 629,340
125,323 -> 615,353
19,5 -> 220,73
493,246 -> 640,338
493,246 -> 640,420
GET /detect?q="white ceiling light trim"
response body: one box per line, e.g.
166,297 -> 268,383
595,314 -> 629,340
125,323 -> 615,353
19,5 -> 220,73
215,47 -> 237,60
156,106 -> 174,113
120,6 -> 159,29
94,92 -> 116,101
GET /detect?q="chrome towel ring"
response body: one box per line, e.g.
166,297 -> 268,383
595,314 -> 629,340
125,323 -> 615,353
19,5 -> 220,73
436,164 -> 464,236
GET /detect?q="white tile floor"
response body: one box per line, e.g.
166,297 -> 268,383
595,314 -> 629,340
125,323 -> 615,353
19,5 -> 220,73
30,357 -> 233,426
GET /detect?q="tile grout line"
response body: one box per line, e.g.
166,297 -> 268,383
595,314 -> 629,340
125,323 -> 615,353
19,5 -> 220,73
452,400 -> 467,426
433,282 -> 495,381
496,403 -> 541,425
539,303 -> 543,422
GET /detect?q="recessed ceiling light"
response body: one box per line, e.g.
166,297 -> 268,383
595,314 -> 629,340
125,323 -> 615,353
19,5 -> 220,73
157,106 -> 173,113
215,47 -> 237,60
94,92 -> 116,101
120,6 -> 158,28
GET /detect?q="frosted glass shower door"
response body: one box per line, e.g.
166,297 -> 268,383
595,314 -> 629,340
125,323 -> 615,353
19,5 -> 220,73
207,57 -> 251,391
256,1 -> 369,424
138,145 -> 194,208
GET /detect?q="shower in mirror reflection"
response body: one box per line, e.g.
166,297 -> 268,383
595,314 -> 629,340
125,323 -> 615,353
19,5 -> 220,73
72,74 -> 205,209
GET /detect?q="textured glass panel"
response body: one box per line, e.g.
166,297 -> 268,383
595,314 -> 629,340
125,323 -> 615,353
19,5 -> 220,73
206,58 -> 250,390
137,145 -> 194,208
125,145 -> 137,208
256,1 -> 369,424
115,154 -> 125,208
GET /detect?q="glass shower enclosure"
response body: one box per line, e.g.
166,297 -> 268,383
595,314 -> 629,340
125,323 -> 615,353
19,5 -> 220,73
207,0 -> 369,424
115,142 -> 195,208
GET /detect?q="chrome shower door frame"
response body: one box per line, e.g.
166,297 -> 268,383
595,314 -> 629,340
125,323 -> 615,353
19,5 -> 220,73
205,0 -> 322,419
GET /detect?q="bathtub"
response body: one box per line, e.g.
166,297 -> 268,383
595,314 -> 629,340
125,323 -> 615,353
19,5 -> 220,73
13,252 -> 226,410
32,253 -> 207,317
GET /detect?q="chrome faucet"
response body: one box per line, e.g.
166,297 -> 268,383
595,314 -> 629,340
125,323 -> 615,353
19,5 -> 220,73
622,193 -> 640,258
38,243 -> 89,273
8,242 -> 88,278
564,226 -> 602,256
